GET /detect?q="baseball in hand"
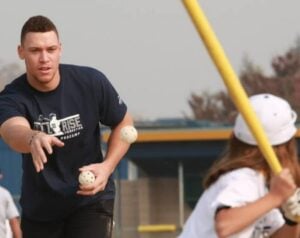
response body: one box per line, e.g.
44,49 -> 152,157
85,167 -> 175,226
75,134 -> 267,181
78,170 -> 96,185
120,125 -> 138,144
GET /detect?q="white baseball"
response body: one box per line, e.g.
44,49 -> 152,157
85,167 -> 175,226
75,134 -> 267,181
120,125 -> 138,144
78,170 -> 95,185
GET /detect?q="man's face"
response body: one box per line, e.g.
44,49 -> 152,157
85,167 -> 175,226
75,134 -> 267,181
18,31 -> 62,91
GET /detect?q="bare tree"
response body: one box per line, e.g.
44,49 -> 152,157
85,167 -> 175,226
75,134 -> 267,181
188,91 -> 236,124
188,37 -> 300,124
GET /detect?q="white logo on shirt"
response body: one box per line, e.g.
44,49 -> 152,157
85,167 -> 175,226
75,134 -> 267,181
33,113 -> 83,140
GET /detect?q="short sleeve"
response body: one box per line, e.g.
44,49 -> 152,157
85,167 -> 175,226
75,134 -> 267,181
4,189 -> 19,219
212,168 -> 264,209
95,71 -> 127,127
0,93 -> 24,126
0,79 -> 28,126
265,208 -> 285,235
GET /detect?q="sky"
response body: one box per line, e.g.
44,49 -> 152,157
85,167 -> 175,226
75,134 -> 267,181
1,0 -> 300,120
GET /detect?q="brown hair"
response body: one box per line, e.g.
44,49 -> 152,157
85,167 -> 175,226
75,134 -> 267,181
21,15 -> 59,44
203,134 -> 300,188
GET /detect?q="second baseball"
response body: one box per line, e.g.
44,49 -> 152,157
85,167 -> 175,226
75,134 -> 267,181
120,125 -> 138,144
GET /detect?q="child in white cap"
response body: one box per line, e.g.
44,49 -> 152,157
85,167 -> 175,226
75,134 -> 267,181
179,94 -> 300,238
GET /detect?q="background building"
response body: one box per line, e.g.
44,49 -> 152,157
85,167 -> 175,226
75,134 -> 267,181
1,119 -> 297,237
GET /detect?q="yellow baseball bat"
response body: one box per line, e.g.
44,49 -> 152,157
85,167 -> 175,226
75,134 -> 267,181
182,0 -> 282,174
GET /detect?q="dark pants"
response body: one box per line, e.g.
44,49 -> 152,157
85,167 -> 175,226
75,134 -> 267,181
21,199 -> 114,238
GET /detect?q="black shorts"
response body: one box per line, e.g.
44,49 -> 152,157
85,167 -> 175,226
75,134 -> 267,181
21,199 -> 114,238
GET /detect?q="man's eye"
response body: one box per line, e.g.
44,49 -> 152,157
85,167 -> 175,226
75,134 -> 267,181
48,48 -> 57,53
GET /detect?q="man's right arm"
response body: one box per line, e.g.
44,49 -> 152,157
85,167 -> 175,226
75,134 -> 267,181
0,116 -> 64,172
0,116 -> 35,153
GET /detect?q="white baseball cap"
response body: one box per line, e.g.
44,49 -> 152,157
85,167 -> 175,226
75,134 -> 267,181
233,94 -> 297,145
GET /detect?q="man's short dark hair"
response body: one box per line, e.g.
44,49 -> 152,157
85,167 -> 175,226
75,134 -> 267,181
21,15 -> 59,44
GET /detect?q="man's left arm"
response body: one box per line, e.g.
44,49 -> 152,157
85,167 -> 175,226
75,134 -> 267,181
77,111 -> 134,195
102,111 -> 134,175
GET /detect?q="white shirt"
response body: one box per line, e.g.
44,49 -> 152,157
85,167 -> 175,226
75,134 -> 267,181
0,186 -> 19,238
6,220 -> 12,238
178,168 -> 284,238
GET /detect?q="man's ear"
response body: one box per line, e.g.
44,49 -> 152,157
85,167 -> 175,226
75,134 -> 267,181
59,42 -> 62,57
17,45 -> 24,60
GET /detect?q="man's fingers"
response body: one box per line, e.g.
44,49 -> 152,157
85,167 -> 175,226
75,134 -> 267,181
77,182 -> 106,196
33,158 -> 44,172
77,190 -> 95,196
35,145 -> 48,163
42,142 -> 53,155
30,142 -> 46,171
29,134 -> 65,173
51,137 -> 65,147
77,186 -> 98,196
32,150 -> 45,172
41,136 -> 64,154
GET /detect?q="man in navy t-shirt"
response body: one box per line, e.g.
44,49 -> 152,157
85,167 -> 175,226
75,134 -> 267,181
0,15 -> 134,238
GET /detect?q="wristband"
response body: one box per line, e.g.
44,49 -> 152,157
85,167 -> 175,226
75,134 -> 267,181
29,131 -> 41,145
283,216 -> 298,226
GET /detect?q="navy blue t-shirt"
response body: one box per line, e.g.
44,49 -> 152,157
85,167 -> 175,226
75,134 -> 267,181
0,64 -> 127,221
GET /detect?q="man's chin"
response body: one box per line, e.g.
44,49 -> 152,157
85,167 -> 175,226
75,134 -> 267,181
36,75 -> 54,84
